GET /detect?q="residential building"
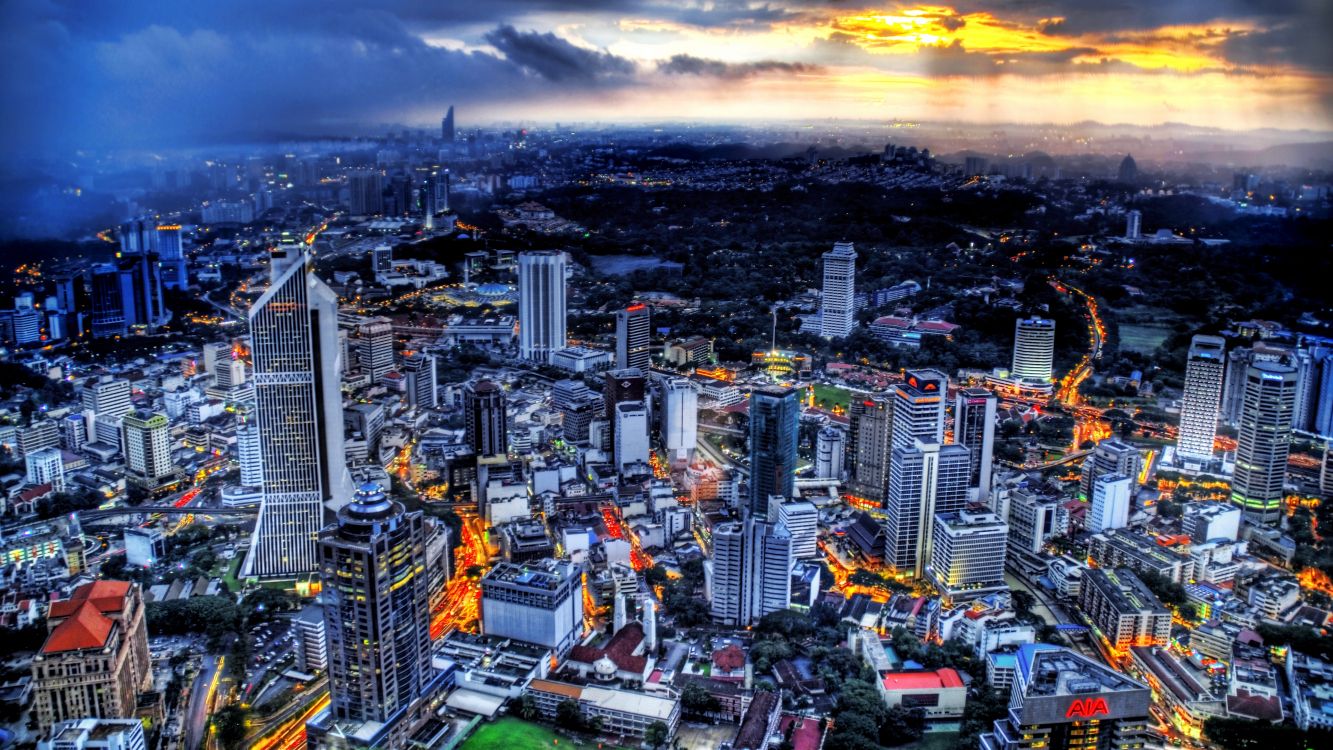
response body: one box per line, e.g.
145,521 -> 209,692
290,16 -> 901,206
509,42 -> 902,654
1079,568 -> 1171,651
121,410 -> 174,487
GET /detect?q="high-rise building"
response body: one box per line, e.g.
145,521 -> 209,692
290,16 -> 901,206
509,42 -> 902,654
31,581 -> 151,734
17,419 -> 60,458
121,410 -> 174,486
403,352 -> 438,409
1088,474 -> 1132,533
318,483 -> 432,725
1118,154 -> 1138,183
954,388 -> 997,500
747,387 -> 799,516
25,447 -> 65,491
615,303 -> 651,370
662,379 -> 698,464
1079,438 -> 1141,501
708,517 -> 793,627
294,606 -> 328,673
464,380 -> 507,457
348,170 -> 384,216
769,498 -> 819,559
156,224 -> 188,289
979,645 -> 1151,750
814,426 -> 845,480
1231,361 -> 1298,524
929,510 -> 1009,601
554,379 -> 601,445
846,395 -> 892,502
1079,568 -> 1171,651
819,241 -> 857,339
481,559 -> 584,656
236,416 -> 264,488
82,377 -> 132,446
1221,347 -> 1253,427
1125,209 -> 1142,240
891,369 -> 947,452
884,439 -> 970,578
1176,335 -> 1226,462
441,105 -> 455,142
356,317 -> 395,383
1012,317 -> 1055,383
244,249 -> 350,578
517,251 -> 567,363
614,401 -> 650,471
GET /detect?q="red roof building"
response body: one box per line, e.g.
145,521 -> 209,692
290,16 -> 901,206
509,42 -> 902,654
878,668 -> 968,719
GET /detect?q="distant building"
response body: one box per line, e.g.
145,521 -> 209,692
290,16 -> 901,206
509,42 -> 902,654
1012,317 -> 1055,383
1177,335 -> 1226,463
1231,361 -> 1297,524
615,303 -> 651,370
819,241 -> 857,339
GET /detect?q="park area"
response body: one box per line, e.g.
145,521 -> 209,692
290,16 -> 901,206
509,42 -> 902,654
459,717 -> 625,750
809,383 -> 852,413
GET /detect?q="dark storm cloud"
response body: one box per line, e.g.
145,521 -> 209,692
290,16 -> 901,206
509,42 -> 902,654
658,54 -> 821,79
484,25 -> 636,82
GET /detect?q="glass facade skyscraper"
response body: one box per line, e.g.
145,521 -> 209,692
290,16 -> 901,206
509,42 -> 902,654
747,386 -> 799,516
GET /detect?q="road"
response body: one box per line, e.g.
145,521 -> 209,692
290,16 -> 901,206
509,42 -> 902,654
185,655 -> 224,750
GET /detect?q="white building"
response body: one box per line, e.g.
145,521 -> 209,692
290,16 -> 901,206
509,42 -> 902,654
517,251 -> 567,363
1125,210 -> 1142,240
815,426 -> 845,480
1182,502 -> 1241,542
662,379 -> 698,464
770,498 -> 819,559
819,241 -> 857,339
930,510 -> 1009,601
1177,335 -> 1226,462
38,718 -> 146,750
124,526 -> 165,568
1088,474 -> 1132,533
613,401 -> 650,472
25,447 -> 65,492
550,346 -> 610,373
708,518 -> 793,627
81,377 -> 131,446
1012,317 -> 1056,383
481,560 -> 584,656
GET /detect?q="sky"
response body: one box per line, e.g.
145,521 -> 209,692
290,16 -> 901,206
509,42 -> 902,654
3,0 -> 1331,155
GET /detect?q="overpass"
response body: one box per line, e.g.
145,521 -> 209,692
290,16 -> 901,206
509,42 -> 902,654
79,505 -> 259,522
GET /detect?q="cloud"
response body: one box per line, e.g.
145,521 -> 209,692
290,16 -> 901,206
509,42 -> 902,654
484,24 -> 636,82
658,54 -> 821,78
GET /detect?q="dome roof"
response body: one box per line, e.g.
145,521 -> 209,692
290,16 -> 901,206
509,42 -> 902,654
475,283 -> 510,297
593,655 -> 617,677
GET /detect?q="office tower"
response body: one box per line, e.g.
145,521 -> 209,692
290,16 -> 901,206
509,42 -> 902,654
422,174 -> 438,230
88,264 -> 129,338
1079,568 -> 1171,650
1315,353 -> 1333,438
25,447 -> 64,491
294,606 -> 328,673
403,352 -> 438,409
1177,335 -> 1226,462
954,388 -> 997,500
13,300 -> 40,345
604,367 -> 647,451
201,341 -> 230,376
349,170 -> 384,216
117,221 -> 166,328
615,303 -> 651,370
61,413 -> 87,453
441,105 -> 455,142
891,369 -> 947,452
708,518 -> 793,627
815,426 -> 845,480
371,244 -> 394,275
979,646 -> 1151,750
1220,347 -> 1253,426
884,440 -> 970,578
1012,317 -> 1055,382
244,249 -> 350,578
770,498 -> 818,559
82,377 -> 132,446
846,395 -> 892,502
1292,346 -> 1332,434
819,241 -> 857,339
1079,438 -> 1141,500
356,317 -> 395,382
319,483 -> 431,724
481,559 -> 584,656
553,379 -> 601,445
156,223 -> 188,289
662,378 -> 698,463
1181,502 -> 1242,543
17,419 -> 60,458
517,251 -> 567,363
1231,361 -> 1298,524
1088,474 -> 1132,533
31,582 -> 151,734
53,275 -> 79,318
929,510 -> 1009,601
464,380 -> 507,457
614,401 -> 650,471
121,410 -> 173,486
38,718 -> 147,750
747,386 -> 799,516
1125,209 -> 1142,240
237,417 -> 264,487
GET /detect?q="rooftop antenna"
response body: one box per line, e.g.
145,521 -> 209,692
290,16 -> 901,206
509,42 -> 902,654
770,308 -> 777,353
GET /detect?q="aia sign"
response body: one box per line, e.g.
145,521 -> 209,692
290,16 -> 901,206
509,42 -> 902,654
1065,698 -> 1110,719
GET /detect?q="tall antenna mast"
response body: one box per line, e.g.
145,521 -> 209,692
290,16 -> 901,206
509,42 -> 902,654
770,308 -> 777,353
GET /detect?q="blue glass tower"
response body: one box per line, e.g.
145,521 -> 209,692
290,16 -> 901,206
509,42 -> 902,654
747,386 -> 800,517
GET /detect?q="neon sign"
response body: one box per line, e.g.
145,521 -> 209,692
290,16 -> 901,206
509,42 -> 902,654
1065,698 -> 1109,719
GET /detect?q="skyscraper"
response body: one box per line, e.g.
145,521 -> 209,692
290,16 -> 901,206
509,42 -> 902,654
603,368 -> 646,452
244,249 -> 350,578
464,380 -> 507,457
1176,335 -> 1226,462
891,369 -> 947,452
1012,317 -> 1055,383
441,105 -> 455,142
615,303 -> 652,370
708,517 -> 793,627
82,376 -> 132,446
815,426 -> 846,480
403,352 -> 438,409
747,387 -> 799,516
846,395 -> 893,503
156,224 -> 188,289
122,410 -> 174,487
356,317 -> 395,382
349,170 -> 384,216
1231,361 -> 1298,524
614,401 -> 650,471
929,510 -> 1009,601
884,439 -> 970,578
1079,438 -> 1141,501
318,483 -> 431,726
662,378 -> 698,464
517,251 -> 567,363
819,241 -> 856,339
954,388 -> 997,500
1088,474 -> 1132,533
1126,209 -> 1142,240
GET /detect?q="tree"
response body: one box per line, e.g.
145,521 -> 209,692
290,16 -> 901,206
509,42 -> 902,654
555,698 -> 585,731
213,705 -> 249,750
644,720 -> 670,749
514,693 -> 539,720
680,682 -> 721,716
879,705 -> 925,747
